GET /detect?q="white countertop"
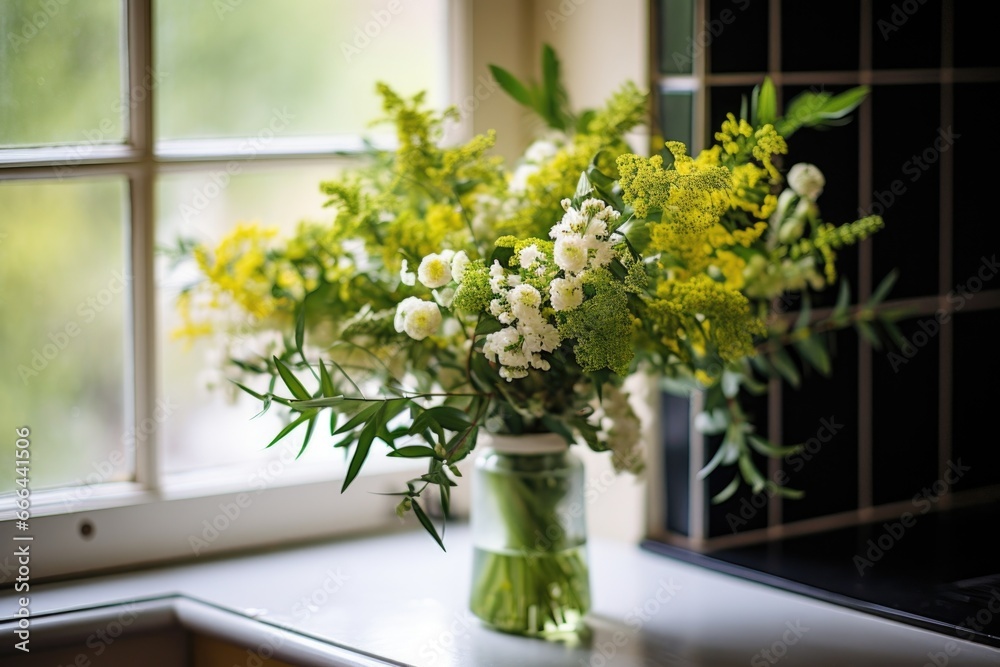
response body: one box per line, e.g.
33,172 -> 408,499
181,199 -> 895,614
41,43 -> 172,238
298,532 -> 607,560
3,524 -> 1000,666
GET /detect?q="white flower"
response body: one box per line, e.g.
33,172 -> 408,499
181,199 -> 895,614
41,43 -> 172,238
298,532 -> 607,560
524,139 -> 559,164
554,236 -> 588,274
394,297 -> 441,340
518,244 -> 543,269
508,284 -> 542,321
550,276 -> 584,311
787,163 -> 825,201
451,250 -> 470,283
417,253 -> 453,289
489,260 -> 506,294
592,240 -> 615,268
399,259 -> 416,286
509,163 -> 539,194
433,287 -> 456,308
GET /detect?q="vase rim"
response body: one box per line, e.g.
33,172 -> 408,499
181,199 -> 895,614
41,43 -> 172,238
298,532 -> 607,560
480,431 -> 569,455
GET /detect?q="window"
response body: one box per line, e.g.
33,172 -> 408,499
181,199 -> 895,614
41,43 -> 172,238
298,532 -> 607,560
648,0 -> 1000,547
1,0 -> 460,582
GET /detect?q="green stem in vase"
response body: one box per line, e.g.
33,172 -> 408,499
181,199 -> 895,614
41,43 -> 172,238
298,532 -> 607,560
469,450 -> 590,636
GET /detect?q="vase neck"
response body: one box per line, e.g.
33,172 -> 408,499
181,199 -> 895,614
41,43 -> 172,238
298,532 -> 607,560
480,431 -> 569,455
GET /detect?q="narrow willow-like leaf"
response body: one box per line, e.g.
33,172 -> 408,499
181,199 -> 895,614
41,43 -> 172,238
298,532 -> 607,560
697,440 -> 733,480
334,401 -> 381,435
771,347 -> 801,388
273,356 -> 311,401
296,414 -> 318,459
747,434 -> 802,458
387,446 -> 439,459
755,77 -> 777,126
738,454 -> 766,494
342,405 -> 384,492
711,475 -> 742,504
868,269 -> 899,307
423,405 -> 472,431
267,410 -> 316,449
411,500 -> 446,552
795,335 -> 831,376
489,65 -> 533,106
318,359 -> 335,397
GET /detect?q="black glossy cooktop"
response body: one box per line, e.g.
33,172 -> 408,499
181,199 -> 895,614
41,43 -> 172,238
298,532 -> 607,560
642,502 -> 1000,648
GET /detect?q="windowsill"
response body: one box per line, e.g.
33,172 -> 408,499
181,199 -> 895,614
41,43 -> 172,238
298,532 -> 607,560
3,524 -> 1000,666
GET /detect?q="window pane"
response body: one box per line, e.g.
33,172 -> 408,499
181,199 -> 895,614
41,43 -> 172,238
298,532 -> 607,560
156,165 -> 396,479
0,178 -> 128,493
154,0 -> 449,141
0,0 -> 124,147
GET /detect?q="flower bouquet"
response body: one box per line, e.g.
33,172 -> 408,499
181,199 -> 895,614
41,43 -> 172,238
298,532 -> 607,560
165,45 -> 894,636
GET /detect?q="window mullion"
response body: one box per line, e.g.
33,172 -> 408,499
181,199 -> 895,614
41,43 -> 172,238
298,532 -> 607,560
126,0 -> 159,490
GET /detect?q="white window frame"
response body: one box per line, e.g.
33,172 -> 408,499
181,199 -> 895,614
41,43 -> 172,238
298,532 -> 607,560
0,0 -> 473,583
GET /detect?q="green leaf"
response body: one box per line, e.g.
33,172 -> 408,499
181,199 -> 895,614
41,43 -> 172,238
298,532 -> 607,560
267,410 -> 316,449
574,172 -> 594,199
411,500 -> 446,551
794,293 -> 812,332
232,381 -> 265,401
489,65 -> 533,107
770,347 -> 801,388
474,317 -> 503,337
541,43 -> 561,127
738,454 -> 766,494
318,359 -> 335,396
771,484 -> 805,500
296,414 -> 318,459
856,320 -> 882,350
694,408 -> 729,435
334,401 -> 382,435
868,269 -> 899,307
294,305 -> 306,354
818,85 -> 869,119
711,475 -> 741,504
274,356 -> 311,402
290,395 -> 346,410
794,335 -> 831,376
832,279 -> 851,321
387,446 -> 439,459
747,434 -> 802,458
342,404 -> 385,492
444,426 -> 478,462
697,439 -> 734,480
423,406 -> 472,431
755,77 -> 777,126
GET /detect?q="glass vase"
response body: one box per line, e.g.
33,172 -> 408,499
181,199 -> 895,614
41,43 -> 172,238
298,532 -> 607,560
468,432 -> 590,636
